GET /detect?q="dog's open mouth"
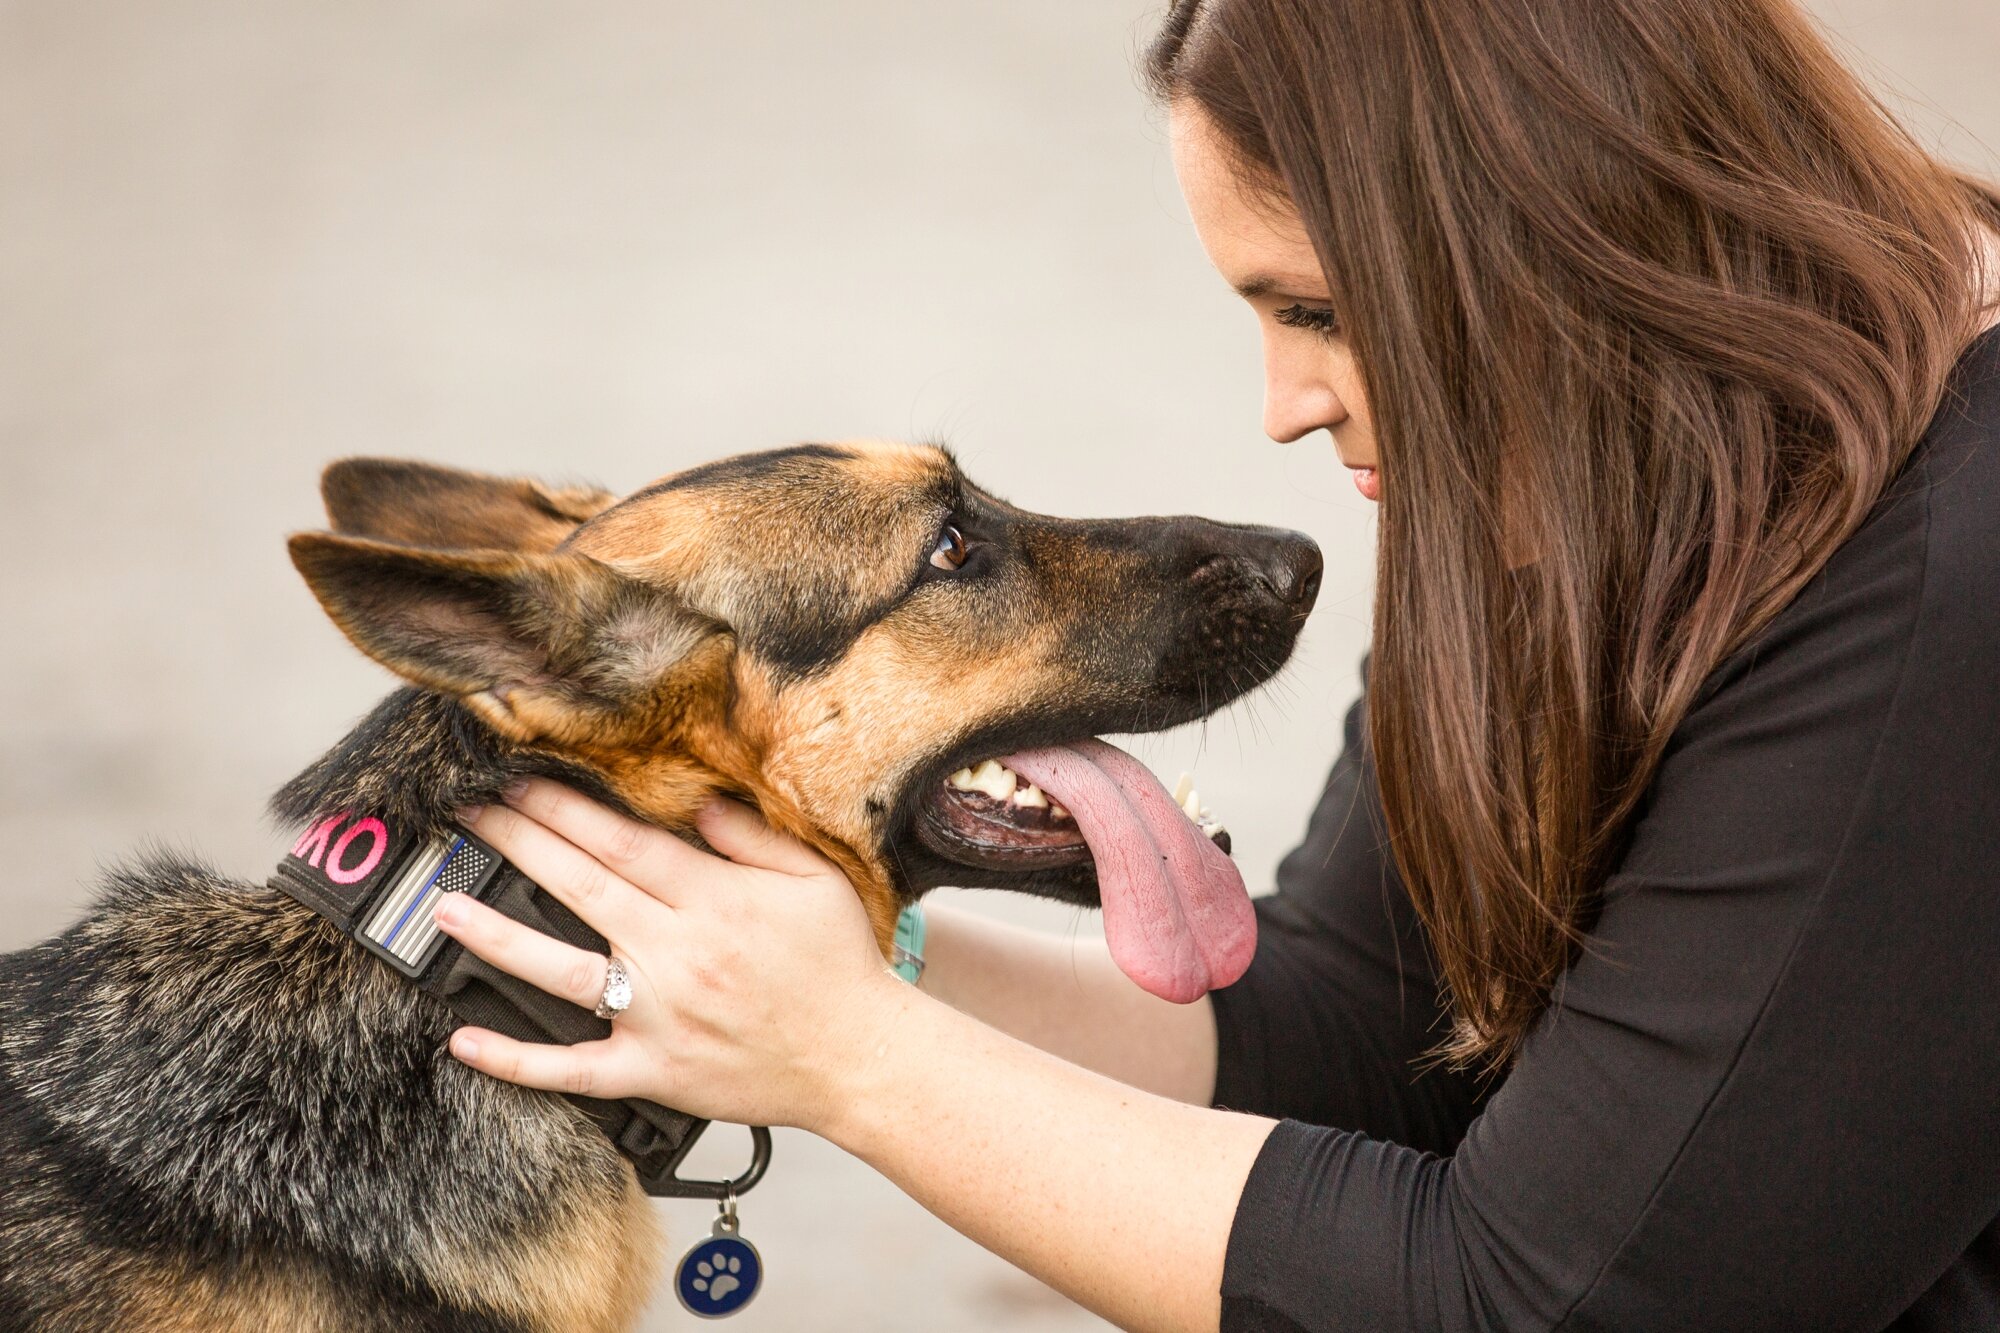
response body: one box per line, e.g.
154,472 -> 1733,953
920,760 -> 1091,866
915,738 -> 1256,1004
922,761 -> 1229,864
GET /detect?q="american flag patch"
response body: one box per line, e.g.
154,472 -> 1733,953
358,834 -> 500,976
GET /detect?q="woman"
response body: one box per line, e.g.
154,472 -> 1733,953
432,1 -> 2000,1328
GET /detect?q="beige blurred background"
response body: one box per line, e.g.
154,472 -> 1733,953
1,1 -> 1994,1328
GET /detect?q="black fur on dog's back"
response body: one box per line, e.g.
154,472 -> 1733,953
0,846 -> 649,1332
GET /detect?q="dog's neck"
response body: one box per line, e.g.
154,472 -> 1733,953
270,687 -> 904,951
269,687 -> 629,837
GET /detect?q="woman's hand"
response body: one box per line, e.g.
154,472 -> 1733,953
433,778 -> 912,1134
435,779 -> 1270,1333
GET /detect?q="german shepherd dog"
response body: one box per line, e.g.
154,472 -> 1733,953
0,440 -> 1319,1332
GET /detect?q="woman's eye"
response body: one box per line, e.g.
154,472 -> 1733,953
929,523 -> 969,572
1274,303 -> 1342,339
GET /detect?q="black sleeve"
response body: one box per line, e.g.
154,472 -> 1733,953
1219,339 -> 2000,1333
1208,655 -> 1488,1158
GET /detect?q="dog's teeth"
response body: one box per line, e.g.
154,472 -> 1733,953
1013,783 -> 1048,809
1049,801 -> 1072,821
965,759 -> 1017,801
947,767 -> 977,791
1174,774 -> 1218,826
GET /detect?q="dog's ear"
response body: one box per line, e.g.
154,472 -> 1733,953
289,531 -> 718,744
320,459 -> 619,555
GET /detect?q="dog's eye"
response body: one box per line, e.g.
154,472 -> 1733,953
929,523 -> 969,572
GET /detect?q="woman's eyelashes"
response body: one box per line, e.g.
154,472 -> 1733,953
1274,302 -> 1342,339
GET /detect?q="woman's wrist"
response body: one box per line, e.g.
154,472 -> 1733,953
905,901 -> 1223,1103
802,966 -> 929,1144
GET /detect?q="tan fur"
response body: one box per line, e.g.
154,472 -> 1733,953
115,1260 -> 348,1333
324,458 -> 620,554
734,618 -> 1071,946
109,1190 -> 658,1333
428,1182 -> 664,1333
573,440 -> 944,622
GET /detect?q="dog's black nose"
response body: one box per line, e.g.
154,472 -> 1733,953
1177,522 -> 1323,615
1262,538 -> 1323,612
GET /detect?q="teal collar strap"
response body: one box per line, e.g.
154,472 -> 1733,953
890,902 -> 927,984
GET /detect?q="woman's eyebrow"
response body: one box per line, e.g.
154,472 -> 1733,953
1233,274 -> 1330,301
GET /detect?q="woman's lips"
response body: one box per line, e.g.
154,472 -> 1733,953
1350,466 -> 1380,502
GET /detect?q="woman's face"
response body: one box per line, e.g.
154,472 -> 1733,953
1170,103 -> 1380,502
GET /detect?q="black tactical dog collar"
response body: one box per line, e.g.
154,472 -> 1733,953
269,810 -> 770,1200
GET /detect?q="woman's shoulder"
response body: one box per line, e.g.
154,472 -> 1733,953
1572,329 -> 2000,1105
1895,322 -> 2000,602
1689,324 -> 2000,721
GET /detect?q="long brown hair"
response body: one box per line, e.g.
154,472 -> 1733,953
1150,0 -> 2000,1070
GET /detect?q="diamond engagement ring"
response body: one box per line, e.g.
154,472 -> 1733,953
595,956 -> 634,1020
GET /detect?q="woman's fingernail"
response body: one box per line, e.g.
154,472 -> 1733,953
501,778 -> 530,802
454,804 -> 484,824
435,896 -> 466,929
451,1031 -> 481,1061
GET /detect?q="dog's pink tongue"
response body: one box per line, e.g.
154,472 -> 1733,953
1001,739 -> 1256,1003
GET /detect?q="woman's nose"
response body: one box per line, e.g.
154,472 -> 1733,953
1263,378 -> 1347,444
1261,338 -> 1348,443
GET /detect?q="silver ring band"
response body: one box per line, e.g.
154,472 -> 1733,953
595,955 -> 634,1020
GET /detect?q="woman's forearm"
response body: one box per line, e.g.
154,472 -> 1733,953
825,976 -> 1276,1333
918,902 -> 1222,1104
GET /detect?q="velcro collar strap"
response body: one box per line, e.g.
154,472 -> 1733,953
274,813 -> 506,979
268,810 -> 768,1200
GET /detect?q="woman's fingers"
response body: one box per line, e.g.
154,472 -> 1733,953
697,797 -> 835,877
458,800 -> 664,939
500,778 -> 709,908
449,1026 -> 652,1101
434,893 -> 612,1012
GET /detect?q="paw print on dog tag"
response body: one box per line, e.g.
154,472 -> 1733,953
676,1212 -> 762,1319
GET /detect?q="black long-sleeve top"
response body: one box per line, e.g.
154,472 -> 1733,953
1208,323 -> 2000,1332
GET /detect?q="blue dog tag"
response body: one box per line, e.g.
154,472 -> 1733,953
675,1208 -> 763,1319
